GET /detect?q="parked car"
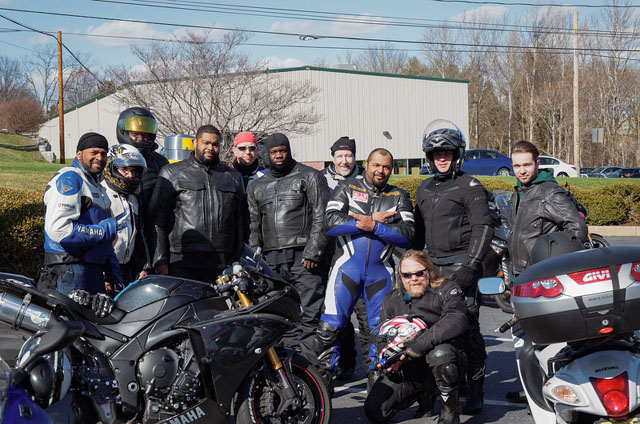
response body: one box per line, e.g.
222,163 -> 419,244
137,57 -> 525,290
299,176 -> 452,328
598,166 -> 625,178
580,167 -> 594,177
621,167 -> 640,178
460,149 -> 513,176
538,155 -> 578,178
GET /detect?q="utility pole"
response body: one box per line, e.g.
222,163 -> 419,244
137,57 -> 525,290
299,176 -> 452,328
573,11 -> 580,169
57,31 -> 65,164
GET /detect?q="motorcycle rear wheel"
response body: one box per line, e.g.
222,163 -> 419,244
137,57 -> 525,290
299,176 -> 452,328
588,233 -> 610,249
235,353 -> 331,424
493,289 -> 513,314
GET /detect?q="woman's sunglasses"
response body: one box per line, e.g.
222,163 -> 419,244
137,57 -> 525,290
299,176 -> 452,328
237,146 -> 257,152
400,269 -> 427,279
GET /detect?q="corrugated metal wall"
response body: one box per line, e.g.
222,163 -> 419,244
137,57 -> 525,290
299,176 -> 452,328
39,68 -> 468,163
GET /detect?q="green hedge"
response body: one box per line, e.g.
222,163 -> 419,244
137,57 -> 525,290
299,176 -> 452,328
1,180 -> 639,279
393,177 -> 640,226
0,188 -> 44,278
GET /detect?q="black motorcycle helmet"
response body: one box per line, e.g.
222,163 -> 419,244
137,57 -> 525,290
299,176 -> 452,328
529,232 -> 585,266
116,107 -> 158,155
104,144 -> 147,195
422,119 -> 466,176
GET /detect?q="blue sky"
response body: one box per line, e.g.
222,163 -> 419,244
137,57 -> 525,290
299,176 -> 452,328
0,0 -> 623,72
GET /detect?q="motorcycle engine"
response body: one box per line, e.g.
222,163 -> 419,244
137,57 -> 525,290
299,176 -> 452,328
138,339 -> 201,423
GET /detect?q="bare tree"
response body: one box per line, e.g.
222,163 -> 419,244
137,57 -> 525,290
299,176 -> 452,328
337,42 -> 408,73
108,30 -> 320,160
0,55 -> 32,102
23,44 -> 59,114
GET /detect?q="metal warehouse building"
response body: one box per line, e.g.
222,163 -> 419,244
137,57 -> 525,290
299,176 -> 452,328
39,66 -> 469,173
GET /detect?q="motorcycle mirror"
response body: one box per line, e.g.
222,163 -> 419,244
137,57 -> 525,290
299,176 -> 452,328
18,318 -> 84,371
478,277 -> 506,295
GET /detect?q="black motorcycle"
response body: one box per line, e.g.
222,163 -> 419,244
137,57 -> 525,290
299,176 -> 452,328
482,188 -> 610,314
0,248 -> 332,424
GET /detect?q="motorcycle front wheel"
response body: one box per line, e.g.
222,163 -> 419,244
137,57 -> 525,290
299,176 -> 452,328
235,353 -> 331,424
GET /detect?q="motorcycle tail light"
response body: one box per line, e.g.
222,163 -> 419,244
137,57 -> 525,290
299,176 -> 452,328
552,385 -> 581,404
590,372 -> 629,418
631,263 -> 640,282
513,277 -> 563,298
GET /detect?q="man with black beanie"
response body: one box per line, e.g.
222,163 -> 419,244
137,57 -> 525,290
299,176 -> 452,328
40,132 -> 123,295
151,125 -> 246,280
248,133 -> 330,360
321,136 -> 364,191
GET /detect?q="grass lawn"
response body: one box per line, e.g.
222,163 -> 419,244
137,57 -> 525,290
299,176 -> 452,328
0,133 -> 64,191
390,174 -> 640,190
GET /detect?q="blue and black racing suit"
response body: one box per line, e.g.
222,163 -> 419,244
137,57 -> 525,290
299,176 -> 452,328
314,178 -> 414,369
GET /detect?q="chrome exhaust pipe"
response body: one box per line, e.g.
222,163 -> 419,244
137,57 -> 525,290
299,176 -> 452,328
0,292 -> 52,332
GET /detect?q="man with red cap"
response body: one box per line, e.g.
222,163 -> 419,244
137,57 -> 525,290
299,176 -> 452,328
232,131 -> 265,191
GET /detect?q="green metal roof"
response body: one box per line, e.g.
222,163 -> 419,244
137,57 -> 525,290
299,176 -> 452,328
267,66 -> 469,84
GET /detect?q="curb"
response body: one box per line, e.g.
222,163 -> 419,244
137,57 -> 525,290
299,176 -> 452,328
589,226 -> 640,237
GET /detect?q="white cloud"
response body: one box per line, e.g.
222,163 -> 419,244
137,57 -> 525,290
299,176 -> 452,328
86,21 -> 162,47
269,13 -> 386,38
451,6 -> 508,22
28,33 -> 53,45
261,56 -> 304,69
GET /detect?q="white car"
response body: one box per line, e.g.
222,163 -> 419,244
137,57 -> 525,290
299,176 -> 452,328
538,155 -> 579,178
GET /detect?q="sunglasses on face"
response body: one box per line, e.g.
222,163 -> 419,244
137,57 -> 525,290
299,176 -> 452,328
237,146 -> 257,152
400,269 -> 427,279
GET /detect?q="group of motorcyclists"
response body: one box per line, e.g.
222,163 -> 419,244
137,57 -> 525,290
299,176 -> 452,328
36,107 -> 589,424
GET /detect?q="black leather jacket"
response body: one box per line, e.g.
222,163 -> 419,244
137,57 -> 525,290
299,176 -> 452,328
379,280 -> 469,358
151,153 -> 246,268
412,173 -> 493,269
508,170 -> 588,274
247,162 -> 329,262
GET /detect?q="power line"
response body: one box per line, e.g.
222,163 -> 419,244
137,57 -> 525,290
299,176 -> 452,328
0,13 -> 104,86
431,0 -> 640,7
0,38 -> 39,52
87,0 -> 639,39
2,6 -> 640,53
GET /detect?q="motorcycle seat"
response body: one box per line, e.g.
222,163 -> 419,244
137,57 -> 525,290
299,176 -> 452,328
43,289 -> 125,325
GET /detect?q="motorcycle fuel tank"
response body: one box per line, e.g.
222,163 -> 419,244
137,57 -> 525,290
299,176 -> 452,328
513,246 -> 640,344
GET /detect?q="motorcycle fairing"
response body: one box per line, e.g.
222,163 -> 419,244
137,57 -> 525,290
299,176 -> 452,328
543,348 -> 640,418
185,313 -> 294,416
156,398 -> 225,424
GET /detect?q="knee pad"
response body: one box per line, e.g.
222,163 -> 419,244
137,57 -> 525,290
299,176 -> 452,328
435,362 -> 459,388
426,345 -> 456,367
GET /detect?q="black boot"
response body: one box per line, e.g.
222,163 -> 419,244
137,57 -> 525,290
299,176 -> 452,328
437,387 -> 460,424
463,367 -> 484,415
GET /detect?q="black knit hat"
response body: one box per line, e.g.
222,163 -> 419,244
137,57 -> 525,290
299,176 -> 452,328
330,136 -> 355,156
265,133 -> 290,152
76,132 -> 108,152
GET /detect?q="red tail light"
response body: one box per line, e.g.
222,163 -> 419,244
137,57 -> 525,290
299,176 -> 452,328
513,277 -> 563,298
590,373 -> 629,418
631,262 -> 640,281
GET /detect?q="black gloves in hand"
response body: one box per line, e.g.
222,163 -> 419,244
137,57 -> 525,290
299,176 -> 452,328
69,290 -> 114,318
453,264 -> 478,289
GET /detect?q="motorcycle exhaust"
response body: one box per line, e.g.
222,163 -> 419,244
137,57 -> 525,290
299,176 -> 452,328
0,292 -> 52,332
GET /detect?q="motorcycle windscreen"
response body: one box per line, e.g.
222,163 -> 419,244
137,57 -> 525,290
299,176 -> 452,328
186,314 -> 294,412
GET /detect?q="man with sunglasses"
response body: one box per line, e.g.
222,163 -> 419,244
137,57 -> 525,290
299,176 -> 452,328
116,107 -> 169,275
151,125 -> 246,281
231,131 -> 265,191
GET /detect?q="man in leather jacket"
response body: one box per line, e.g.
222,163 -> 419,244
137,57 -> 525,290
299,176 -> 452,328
116,107 -> 169,275
364,250 -> 469,424
508,140 -> 588,275
321,136 -> 365,191
412,121 -> 493,414
151,125 -> 246,281
231,131 -> 266,192
248,133 -> 330,359
312,148 -> 414,379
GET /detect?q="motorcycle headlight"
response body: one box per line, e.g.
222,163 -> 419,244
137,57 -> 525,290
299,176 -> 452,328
552,385 -> 581,404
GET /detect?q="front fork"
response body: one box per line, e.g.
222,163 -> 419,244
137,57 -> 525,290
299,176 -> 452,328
236,287 -> 301,414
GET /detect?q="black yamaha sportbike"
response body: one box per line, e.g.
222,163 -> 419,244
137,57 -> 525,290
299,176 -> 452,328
0,248 -> 331,424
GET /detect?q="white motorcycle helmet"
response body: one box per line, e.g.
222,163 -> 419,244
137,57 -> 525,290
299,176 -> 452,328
377,315 -> 428,367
